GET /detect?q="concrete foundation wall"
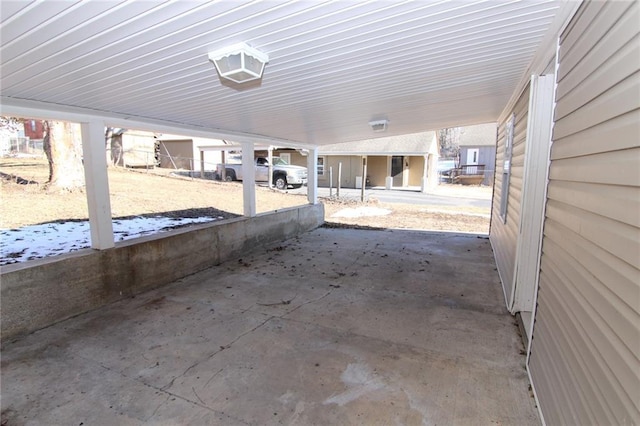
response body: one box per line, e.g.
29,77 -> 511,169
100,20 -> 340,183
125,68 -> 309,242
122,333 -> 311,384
1,203 -> 324,342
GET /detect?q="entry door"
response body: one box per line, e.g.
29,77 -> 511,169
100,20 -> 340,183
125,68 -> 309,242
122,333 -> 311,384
391,156 -> 403,186
466,149 -> 479,174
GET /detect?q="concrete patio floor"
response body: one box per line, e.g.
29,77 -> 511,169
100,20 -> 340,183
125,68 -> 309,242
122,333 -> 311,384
1,227 -> 539,425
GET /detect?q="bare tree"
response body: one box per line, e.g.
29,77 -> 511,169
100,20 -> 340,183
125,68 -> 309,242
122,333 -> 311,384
438,127 -> 462,163
105,126 -> 115,165
104,127 -> 125,166
0,116 -> 21,133
43,120 -> 84,191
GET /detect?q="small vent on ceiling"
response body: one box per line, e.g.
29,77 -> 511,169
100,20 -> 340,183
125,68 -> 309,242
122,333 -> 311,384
369,119 -> 388,132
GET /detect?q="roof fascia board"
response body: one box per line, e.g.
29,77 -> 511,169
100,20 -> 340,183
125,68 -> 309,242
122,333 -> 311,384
497,0 -> 582,124
0,97 -> 314,149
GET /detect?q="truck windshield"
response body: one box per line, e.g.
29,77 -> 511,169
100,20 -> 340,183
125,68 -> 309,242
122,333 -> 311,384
272,157 -> 289,166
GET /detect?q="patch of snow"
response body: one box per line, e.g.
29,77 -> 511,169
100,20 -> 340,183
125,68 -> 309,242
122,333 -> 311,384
331,207 -> 391,218
419,208 -> 490,218
4,153 -> 43,159
1,216 -> 219,265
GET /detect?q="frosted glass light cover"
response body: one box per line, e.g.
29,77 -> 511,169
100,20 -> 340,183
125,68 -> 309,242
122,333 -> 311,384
208,43 -> 269,84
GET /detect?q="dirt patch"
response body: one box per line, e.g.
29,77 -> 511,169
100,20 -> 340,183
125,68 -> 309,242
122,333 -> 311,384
0,157 -> 305,229
322,199 -> 489,234
0,156 -> 490,234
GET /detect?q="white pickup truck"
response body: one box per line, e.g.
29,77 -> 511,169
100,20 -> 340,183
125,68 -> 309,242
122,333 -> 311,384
219,156 -> 308,190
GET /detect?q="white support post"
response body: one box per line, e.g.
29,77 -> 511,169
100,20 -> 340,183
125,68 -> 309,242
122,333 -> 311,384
360,156 -> 367,202
221,150 -> 226,181
80,120 -> 114,249
307,147 -> 318,204
337,162 -> 342,197
329,166 -> 333,197
241,142 -> 256,217
200,150 -> 205,179
267,146 -> 273,189
385,156 -> 392,189
421,155 -> 428,193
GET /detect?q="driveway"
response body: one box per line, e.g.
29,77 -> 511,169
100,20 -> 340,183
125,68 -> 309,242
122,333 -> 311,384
1,227 -> 537,425
286,184 -> 493,209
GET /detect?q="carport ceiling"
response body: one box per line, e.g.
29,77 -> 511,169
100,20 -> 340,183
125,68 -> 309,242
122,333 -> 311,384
1,1 -> 567,146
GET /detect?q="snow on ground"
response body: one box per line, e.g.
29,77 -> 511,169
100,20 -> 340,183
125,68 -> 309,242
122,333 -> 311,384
0,216 -> 220,265
418,208 -> 491,218
331,206 -> 392,218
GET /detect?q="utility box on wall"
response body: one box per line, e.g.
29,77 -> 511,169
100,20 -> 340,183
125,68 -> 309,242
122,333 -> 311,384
355,176 -> 363,189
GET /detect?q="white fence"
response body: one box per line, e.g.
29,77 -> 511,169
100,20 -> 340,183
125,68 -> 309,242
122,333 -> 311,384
0,136 -> 44,157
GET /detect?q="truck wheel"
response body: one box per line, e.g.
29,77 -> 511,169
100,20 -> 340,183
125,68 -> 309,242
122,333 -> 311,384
274,175 -> 287,190
225,170 -> 236,182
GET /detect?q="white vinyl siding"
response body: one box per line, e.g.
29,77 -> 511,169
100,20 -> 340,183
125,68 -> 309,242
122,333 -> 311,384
528,1 -> 640,425
490,84 -> 529,304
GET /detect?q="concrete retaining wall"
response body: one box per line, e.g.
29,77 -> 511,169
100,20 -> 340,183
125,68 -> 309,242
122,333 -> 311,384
1,203 -> 324,342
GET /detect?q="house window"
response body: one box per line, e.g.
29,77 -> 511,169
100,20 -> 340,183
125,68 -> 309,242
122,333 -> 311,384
317,156 -> 325,176
500,114 -> 515,223
279,152 -> 291,164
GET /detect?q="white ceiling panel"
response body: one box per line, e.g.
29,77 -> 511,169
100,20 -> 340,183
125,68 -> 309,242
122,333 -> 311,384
1,0 -> 573,146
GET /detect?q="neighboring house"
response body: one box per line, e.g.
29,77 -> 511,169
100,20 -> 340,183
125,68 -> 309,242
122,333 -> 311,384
302,131 -> 438,190
457,123 -> 497,186
0,118 -> 43,156
110,130 -> 157,168
490,2 -> 638,424
267,148 -> 305,168
156,135 -> 230,171
0,119 -> 22,156
22,119 -> 45,140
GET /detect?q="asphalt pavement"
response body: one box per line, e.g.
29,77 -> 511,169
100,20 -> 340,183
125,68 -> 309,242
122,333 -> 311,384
285,185 -> 492,209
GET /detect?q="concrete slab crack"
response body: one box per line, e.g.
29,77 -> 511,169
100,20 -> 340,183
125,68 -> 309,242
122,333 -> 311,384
192,386 -> 206,406
256,294 -> 297,306
204,368 -> 224,388
283,291 -> 332,317
164,315 -> 275,390
145,394 -> 170,422
72,352 -> 239,423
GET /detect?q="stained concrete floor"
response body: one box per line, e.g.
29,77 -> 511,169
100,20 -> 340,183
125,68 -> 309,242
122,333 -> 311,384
1,227 -> 539,425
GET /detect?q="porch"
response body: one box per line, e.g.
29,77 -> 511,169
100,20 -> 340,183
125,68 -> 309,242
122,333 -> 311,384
1,227 -> 538,425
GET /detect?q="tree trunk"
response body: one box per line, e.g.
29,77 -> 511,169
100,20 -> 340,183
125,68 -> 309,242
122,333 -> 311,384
43,120 -> 85,191
105,127 -> 114,166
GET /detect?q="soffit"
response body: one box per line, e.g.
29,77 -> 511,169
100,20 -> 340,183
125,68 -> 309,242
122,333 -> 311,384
1,1 -> 564,146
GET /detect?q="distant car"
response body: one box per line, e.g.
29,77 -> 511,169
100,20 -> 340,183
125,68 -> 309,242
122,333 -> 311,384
438,159 -> 457,181
438,159 -> 456,173
218,156 -> 308,190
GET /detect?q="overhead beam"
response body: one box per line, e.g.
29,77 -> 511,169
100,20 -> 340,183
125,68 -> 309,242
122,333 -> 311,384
0,97 -> 312,149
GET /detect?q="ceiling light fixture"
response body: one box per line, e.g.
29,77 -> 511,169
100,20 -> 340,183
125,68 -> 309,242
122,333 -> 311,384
369,119 -> 388,132
208,42 -> 269,84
